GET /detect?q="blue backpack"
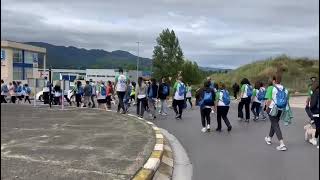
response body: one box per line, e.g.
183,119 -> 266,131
148,86 -> 153,98
178,83 -> 186,96
77,86 -> 84,95
221,90 -> 231,105
199,91 -> 213,107
257,89 -> 266,101
26,87 -> 31,94
2,85 -> 9,93
274,86 -> 288,109
17,86 -> 22,93
100,86 -> 106,96
246,85 -> 253,97
162,85 -> 169,95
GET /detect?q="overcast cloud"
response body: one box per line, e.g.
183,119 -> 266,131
1,0 -> 319,68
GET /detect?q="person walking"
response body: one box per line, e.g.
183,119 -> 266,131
238,78 -> 252,122
9,82 -> 17,103
16,81 -> 23,104
1,80 -> 9,103
264,72 -> 289,151
251,81 -> 263,121
43,77 -> 50,104
147,78 -> 158,120
130,82 -> 136,104
89,79 -> 97,108
123,80 -> 132,112
83,81 -> 92,108
258,82 -> 267,120
96,81 -> 107,110
186,83 -> 193,109
158,77 -> 170,116
305,77 -> 317,123
310,81 -> 319,148
53,82 -> 62,105
215,81 -> 232,132
72,81 -> 83,107
135,77 -> 148,118
232,82 -> 240,100
106,81 -> 114,110
24,84 -> 32,104
115,69 -> 128,114
172,76 -> 186,120
197,81 -> 215,132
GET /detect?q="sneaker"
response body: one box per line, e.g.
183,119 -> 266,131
239,118 -> 244,121
265,137 -> 272,145
215,128 -> 221,132
261,116 -> 267,121
227,126 -> 232,132
276,144 -> 287,151
245,119 -> 249,123
158,111 -> 162,115
201,127 -> 207,133
317,146 -> 319,149
207,124 -> 211,131
309,138 -> 317,146
161,113 -> 167,116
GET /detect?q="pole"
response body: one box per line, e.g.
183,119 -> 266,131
61,80 -> 64,110
49,67 -> 52,108
33,78 -> 36,107
43,54 -> 46,76
136,41 -> 140,82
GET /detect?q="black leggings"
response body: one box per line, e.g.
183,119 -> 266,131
0,95 -> 7,103
136,98 -> 147,117
315,117 -> 320,139
11,96 -> 16,103
186,97 -> 192,107
24,96 -> 31,104
173,99 -> 185,118
238,97 -> 251,120
251,102 -> 261,118
106,95 -> 112,108
75,94 -> 82,107
217,106 -> 232,130
117,91 -> 126,112
200,108 -> 211,127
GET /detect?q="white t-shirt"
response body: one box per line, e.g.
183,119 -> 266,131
241,84 -> 249,98
43,80 -> 49,92
268,84 -> 289,109
116,74 -> 128,92
90,82 -> 96,95
174,82 -> 186,100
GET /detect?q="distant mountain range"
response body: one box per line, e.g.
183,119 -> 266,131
24,42 -> 152,70
199,66 -> 232,72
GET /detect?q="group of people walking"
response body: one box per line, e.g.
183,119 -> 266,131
1,79 -> 32,104
2,69 -> 319,151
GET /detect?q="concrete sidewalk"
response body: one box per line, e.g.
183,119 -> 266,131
1,104 -> 155,180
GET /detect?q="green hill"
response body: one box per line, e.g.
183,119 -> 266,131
210,55 -> 319,93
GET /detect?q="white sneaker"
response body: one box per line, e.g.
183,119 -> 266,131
265,137 -> 272,145
317,146 -> 319,149
207,124 -> 211,131
201,127 -> 207,133
309,138 -> 317,146
276,144 -> 287,151
161,113 -> 167,116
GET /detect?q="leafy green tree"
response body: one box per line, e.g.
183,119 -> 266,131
152,29 -> 184,80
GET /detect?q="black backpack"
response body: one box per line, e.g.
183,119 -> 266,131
310,90 -> 319,114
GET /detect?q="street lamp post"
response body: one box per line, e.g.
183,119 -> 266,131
136,41 -> 140,82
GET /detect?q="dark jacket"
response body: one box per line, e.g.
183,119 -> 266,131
83,84 -> 92,96
196,87 -> 215,107
158,83 -> 170,99
147,84 -> 158,99
310,88 -> 319,114
233,83 -> 240,92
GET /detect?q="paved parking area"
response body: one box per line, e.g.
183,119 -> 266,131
1,104 -> 155,180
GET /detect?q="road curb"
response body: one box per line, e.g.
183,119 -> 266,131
131,119 -> 165,180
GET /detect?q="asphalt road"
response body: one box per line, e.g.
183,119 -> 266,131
151,101 -> 319,180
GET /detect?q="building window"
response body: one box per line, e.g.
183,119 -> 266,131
97,75 -> 105,77
87,75 -> 96,77
24,51 -> 38,64
13,49 -> 23,63
24,67 -> 33,79
13,67 -> 23,80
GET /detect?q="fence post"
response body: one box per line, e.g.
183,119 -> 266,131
34,78 -> 36,107
61,80 -> 64,110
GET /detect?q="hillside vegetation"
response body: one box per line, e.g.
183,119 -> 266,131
210,55 -> 319,93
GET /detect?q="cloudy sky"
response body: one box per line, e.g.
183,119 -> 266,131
1,0 -> 319,69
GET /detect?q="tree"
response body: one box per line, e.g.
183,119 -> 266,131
181,60 -> 202,85
152,29 -> 184,81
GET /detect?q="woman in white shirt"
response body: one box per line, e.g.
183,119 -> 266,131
215,82 -> 232,132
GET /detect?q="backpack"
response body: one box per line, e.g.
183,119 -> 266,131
17,86 -> 22,93
274,86 -> 288,109
26,87 -> 31,94
246,85 -> 253,97
2,84 -> 9,93
310,91 -> 319,114
202,91 -> 213,105
100,86 -> 106,96
162,85 -> 169,96
221,90 -> 231,105
77,86 -> 84,95
178,83 -> 186,96
148,86 -> 153,98
257,89 -> 266,101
